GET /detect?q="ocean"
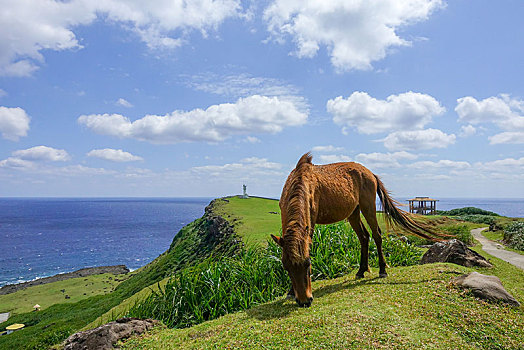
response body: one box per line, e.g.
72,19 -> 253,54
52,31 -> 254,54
0,197 -> 522,288
0,198 -> 211,288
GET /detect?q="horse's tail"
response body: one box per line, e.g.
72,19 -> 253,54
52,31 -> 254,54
374,174 -> 450,241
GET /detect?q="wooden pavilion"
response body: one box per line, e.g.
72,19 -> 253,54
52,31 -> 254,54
407,197 -> 438,215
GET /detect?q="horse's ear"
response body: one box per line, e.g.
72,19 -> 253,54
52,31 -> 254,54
271,234 -> 282,247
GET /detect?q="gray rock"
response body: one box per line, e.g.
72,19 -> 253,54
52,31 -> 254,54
63,318 -> 159,350
453,272 -> 520,306
421,239 -> 493,268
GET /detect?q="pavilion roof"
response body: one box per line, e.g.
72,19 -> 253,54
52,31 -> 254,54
407,196 -> 439,201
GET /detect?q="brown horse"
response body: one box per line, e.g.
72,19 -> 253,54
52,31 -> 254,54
271,153 -> 448,307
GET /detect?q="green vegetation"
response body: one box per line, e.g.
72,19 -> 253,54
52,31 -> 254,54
213,196 -> 281,245
122,261 -> 523,350
0,273 -> 123,315
407,223 -> 474,246
438,207 -> 500,216
127,248 -> 289,328
126,222 -> 422,329
504,222 -> 524,251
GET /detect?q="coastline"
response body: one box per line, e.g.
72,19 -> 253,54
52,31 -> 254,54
0,265 -> 129,295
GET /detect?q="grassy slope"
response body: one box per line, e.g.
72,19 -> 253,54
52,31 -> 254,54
123,262 -> 523,350
120,199 -> 524,350
212,196 -> 281,246
0,273 -> 123,315
82,277 -> 170,330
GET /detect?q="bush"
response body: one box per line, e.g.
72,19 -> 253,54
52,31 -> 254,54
438,207 -> 499,216
128,222 -> 422,328
503,222 -> 524,251
454,214 -> 496,225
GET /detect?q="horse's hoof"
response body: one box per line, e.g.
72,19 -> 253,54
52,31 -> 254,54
379,273 -> 388,278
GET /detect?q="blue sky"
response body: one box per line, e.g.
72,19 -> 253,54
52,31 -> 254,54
0,0 -> 523,198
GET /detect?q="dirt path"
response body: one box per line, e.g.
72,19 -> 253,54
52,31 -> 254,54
472,227 -> 524,270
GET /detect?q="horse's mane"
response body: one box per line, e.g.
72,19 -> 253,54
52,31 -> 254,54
282,153 -> 313,263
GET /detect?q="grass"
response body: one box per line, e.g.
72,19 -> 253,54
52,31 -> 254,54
120,203 -> 524,349
0,273 -> 123,315
212,196 -> 281,245
82,277 -> 171,331
124,222 -> 423,331
121,262 -> 523,350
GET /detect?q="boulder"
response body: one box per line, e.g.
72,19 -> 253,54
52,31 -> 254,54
421,239 -> 492,268
63,318 -> 159,350
453,272 -> 520,307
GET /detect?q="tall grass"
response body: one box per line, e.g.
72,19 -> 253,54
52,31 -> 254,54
127,222 -> 422,328
127,248 -> 289,328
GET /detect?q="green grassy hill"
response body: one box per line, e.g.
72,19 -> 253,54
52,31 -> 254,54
1,197 -> 522,349
122,260 -> 523,350
118,199 -> 523,350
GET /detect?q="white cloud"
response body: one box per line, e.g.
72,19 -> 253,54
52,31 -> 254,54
244,136 -> 261,143
184,73 -> 308,112
0,157 -> 36,171
355,151 -> 417,168
116,98 -> 133,108
0,0 -> 242,76
459,124 -> 476,137
312,145 -> 344,153
87,148 -> 143,162
264,0 -> 444,72
0,106 -> 30,141
455,95 -> 524,144
327,91 -> 445,134
383,128 -> 456,151
78,95 -> 308,144
317,154 -> 352,164
191,157 -> 284,181
13,146 -> 70,162
475,157 -> 524,172
409,159 -> 471,170
488,132 -> 524,145
185,73 -> 300,98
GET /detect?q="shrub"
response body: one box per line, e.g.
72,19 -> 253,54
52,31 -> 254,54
454,214 -> 496,225
438,207 -> 499,216
503,222 -> 524,251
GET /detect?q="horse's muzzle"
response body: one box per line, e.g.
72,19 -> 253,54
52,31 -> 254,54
296,297 -> 314,307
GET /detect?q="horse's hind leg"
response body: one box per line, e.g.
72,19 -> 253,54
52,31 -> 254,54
347,206 -> 370,279
360,201 -> 388,278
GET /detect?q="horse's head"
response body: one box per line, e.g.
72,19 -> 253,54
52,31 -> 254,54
271,234 -> 313,307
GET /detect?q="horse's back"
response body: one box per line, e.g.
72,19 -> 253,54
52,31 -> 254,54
312,162 -> 377,224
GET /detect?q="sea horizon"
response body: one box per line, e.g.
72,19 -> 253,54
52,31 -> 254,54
1,196 -> 522,287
